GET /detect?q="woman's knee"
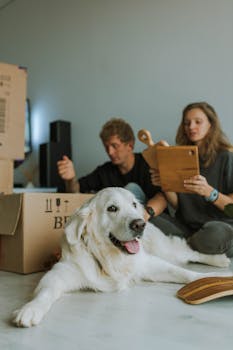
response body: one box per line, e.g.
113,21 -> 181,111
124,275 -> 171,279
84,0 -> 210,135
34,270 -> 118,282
188,221 -> 233,255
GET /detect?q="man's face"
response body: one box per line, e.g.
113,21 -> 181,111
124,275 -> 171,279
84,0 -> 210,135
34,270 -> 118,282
103,135 -> 133,165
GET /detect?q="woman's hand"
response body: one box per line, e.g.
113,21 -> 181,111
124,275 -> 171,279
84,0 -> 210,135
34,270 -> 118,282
183,175 -> 213,197
184,175 -> 233,212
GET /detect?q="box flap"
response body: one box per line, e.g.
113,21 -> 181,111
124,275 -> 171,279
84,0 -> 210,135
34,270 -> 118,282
0,194 -> 22,235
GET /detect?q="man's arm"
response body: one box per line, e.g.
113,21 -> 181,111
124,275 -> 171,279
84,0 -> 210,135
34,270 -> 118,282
144,192 -> 167,221
57,155 -> 80,193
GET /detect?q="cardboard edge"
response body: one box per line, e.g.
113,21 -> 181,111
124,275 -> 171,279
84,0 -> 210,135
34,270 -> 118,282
0,194 -> 22,235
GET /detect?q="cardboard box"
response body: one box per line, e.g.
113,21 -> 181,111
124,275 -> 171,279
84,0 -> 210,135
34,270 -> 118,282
0,159 -> 13,194
0,192 -> 93,274
0,62 -> 27,160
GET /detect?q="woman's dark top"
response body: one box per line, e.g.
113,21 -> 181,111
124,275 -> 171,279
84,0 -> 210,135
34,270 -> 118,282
176,150 -> 233,231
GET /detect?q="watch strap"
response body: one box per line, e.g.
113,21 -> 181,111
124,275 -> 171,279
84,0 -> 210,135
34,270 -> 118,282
145,206 -> 155,218
205,189 -> 219,203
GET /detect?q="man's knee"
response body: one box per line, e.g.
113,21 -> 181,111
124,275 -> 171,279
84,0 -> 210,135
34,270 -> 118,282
124,182 -> 146,204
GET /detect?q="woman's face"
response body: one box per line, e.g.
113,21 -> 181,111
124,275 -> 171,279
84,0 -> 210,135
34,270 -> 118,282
183,108 -> 211,145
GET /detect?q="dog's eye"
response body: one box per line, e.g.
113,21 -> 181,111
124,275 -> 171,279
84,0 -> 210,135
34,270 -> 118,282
133,202 -> 137,208
107,205 -> 118,212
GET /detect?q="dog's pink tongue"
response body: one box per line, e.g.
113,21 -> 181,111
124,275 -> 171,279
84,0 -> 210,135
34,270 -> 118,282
123,239 -> 140,254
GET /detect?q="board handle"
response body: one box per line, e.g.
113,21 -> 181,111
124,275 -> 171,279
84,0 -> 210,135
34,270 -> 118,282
137,129 -> 154,146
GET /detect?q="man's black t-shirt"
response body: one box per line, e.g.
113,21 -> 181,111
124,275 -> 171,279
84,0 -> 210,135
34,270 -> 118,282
79,153 -> 159,199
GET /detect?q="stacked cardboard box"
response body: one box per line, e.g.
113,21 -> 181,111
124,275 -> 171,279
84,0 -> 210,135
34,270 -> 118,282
0,159 -> 13,195
0,62 -> 93,274
0,62 -> 27,193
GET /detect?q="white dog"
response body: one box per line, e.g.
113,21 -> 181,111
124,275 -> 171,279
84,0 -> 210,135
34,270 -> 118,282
13,187 -> 230,327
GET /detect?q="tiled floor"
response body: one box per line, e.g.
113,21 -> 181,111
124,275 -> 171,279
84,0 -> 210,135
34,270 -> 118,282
1,261 -> 233,350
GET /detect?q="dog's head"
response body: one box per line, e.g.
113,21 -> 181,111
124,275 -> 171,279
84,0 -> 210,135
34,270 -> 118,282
65,187 -> 146,255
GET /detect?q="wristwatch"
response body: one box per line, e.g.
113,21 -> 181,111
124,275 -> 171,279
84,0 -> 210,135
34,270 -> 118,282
205,189 -> 219,203
145,206 -> 155,219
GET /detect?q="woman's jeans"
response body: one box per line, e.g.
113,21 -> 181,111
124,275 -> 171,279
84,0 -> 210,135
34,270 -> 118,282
150,213 -> 233,257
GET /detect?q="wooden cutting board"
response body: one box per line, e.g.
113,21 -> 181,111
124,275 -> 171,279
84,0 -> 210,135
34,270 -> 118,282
177,276 -> 233,304
137,129 -> 158,168
138,129 -> 200,192
156,145 -> 200,193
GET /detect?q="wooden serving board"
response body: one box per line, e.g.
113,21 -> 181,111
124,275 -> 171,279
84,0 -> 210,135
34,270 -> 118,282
156,145 -> 200,193
177,276 -> 233,305
137,129 -> 158,168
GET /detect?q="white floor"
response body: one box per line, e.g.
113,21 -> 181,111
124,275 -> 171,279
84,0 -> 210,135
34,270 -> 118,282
1,262 -> 233,350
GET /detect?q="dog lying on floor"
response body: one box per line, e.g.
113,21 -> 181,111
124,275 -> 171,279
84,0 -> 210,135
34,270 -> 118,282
13,187 -> 230,327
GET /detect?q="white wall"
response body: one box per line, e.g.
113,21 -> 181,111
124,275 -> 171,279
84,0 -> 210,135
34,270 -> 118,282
0,0 -> 232,185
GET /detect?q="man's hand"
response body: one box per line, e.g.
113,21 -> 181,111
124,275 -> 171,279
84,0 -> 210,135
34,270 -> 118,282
57,155 -> 76,181
149,139 -> 169,186
149,168 -> 161,186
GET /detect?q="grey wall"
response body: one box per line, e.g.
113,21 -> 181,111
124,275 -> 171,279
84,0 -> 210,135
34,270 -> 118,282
0,0 -> 232,185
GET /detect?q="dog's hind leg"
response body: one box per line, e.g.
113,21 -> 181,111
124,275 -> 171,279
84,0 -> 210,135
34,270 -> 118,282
186,250 -> 231,268
165,236 -> 231,267
12,262 -> 86,328
141,255 -> 216,284
146,229 -> 230,268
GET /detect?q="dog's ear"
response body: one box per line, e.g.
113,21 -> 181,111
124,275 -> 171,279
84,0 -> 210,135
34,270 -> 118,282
65,198 -> 93,245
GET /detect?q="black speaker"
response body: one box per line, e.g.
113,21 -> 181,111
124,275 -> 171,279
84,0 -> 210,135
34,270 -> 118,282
39,142 -> 72,192
50,120 -> 71,144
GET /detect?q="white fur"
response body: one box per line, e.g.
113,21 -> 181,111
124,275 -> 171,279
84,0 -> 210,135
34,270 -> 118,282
13,187 -> 230,327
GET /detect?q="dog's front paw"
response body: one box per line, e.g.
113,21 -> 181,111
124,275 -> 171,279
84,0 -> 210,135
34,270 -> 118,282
13,302 -> 45,328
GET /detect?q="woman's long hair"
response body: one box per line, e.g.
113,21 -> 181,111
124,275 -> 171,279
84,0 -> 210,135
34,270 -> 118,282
176,102 -> 232,167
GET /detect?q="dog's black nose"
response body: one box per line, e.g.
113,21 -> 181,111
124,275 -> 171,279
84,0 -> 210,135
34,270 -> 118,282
129,219 -> 146,235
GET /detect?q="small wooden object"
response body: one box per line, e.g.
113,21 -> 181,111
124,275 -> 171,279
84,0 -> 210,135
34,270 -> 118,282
177,276 -> 233,304
156,145 -> 200,193
137,129 -> 158,168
